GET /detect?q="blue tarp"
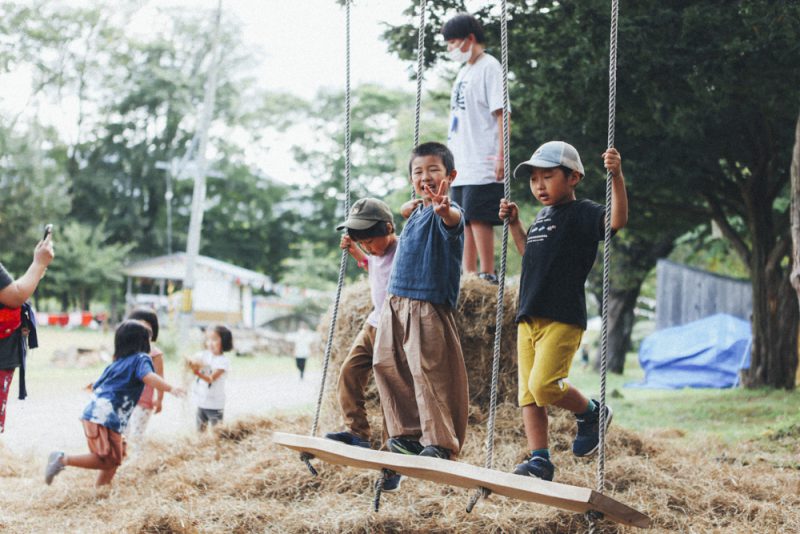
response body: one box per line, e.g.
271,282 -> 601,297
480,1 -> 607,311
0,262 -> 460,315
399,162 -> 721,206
631,313 -> 752,389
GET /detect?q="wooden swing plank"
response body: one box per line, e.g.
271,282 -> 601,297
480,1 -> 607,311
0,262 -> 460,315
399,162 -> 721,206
273,432 -> 650,528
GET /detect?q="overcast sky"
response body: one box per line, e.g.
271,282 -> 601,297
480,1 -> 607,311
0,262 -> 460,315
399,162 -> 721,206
0,0 -> 484,184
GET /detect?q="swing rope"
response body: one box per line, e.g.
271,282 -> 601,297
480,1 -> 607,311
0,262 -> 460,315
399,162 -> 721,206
410,0 -> 427,202
588,0 -> 619,530
466,0 -> 511,513
302,0 -> 353,476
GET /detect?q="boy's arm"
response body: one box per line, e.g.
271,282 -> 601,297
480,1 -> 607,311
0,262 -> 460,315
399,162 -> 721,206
153,354 -> 165,411
493,110 -> 510,182
400,199 -> 423,219
340,235 -> 368,269
499,198 -> 527,255
0,237 -> 54,308
193,368 -> 225,384
603,148 -> 628,231
425,182 -> 461,227
143,372 -> 185,397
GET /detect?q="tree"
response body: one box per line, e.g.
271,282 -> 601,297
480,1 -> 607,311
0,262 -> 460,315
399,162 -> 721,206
791,111 -> 800,324
43,222 -> 133,311
385,1 -> 800,386
0,124 -> 71,278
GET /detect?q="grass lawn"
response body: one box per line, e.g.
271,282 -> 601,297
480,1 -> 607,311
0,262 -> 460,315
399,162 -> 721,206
567,351 -> 800,465
27,325 -> 309,385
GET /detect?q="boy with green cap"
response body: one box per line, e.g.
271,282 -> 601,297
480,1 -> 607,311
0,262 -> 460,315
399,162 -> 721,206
325,197 -> 401,492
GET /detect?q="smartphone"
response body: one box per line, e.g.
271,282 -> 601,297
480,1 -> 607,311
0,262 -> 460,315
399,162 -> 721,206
43,224 -> 53,240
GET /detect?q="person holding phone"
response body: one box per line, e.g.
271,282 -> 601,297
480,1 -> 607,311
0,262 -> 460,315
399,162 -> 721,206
0,226 -> 54,432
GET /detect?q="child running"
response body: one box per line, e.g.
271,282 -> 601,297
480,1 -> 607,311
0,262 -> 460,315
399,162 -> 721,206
374,141 -> 468,461
123,307 -> 165,448
44,320 -> 185,486
188,325 -> 233,432
499,141 -> 628,481
324,197 -> 401,491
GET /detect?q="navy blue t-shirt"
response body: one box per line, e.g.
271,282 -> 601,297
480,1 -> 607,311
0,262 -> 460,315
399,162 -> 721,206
81,352 -> 155,433
388,203 -> 465,308
516,199 -> 605,329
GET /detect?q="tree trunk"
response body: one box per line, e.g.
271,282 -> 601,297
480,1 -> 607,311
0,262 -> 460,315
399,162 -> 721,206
742,266 -> 798,389
791,111 -> 800,308
605,287 -> 640,373
790,111 -> 800,387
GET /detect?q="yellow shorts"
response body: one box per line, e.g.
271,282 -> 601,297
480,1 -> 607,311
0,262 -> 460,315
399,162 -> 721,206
517,317 -> 584,407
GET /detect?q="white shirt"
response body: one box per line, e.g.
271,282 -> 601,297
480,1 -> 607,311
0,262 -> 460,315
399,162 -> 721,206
366,242 -> 397,328
447,53 -> 507,187
192,351 -> 230,410
287,329 -> 318,359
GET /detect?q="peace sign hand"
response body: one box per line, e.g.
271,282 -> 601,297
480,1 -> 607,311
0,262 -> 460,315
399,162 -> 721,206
424,181 -> 451,219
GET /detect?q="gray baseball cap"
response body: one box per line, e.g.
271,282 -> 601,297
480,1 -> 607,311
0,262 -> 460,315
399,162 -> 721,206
336,198 -> 394,230
513,141 -> 585,179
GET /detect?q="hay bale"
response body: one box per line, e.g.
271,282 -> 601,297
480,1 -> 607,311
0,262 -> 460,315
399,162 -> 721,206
318,274 -> 519,428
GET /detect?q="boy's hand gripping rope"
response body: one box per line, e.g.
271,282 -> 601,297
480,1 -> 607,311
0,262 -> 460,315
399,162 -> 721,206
466,0 -> 510,513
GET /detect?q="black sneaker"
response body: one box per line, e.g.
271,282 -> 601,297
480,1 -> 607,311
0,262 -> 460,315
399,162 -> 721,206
418,445 -> 451,460
572,401 -> 613,457
512,455 -> 555,481
478,272 -> 499,285
381,472 -> 403,492
324,430 -> 370,448
386,437 -> 424,455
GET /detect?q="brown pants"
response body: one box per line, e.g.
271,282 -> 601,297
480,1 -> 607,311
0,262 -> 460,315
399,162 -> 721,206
336,322 -> 385,440
373,296 -> 468,456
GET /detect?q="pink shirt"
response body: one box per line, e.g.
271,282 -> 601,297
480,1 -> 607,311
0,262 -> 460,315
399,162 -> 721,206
137,345 -> 164,409
366,241 -> 398,328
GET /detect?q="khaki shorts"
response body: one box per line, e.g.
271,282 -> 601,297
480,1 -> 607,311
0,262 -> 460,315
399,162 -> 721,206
82,420 -> 126,467
517,317 -> 584,407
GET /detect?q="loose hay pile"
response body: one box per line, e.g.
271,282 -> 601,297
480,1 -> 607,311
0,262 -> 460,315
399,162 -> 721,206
2,280 -> 798,532
1,409 -> 799,533
317,275 -> 518,431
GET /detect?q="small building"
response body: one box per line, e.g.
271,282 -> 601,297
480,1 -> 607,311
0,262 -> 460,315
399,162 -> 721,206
122,253 -> 272,327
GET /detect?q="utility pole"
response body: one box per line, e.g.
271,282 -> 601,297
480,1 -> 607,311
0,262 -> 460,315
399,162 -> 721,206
180,0 -> 223,340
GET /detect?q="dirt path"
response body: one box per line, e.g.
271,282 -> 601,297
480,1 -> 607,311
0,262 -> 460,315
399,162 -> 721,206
0,369 -> 321,458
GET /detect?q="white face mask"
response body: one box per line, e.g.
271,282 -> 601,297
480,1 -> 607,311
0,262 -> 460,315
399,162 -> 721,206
447,40 -> 472,63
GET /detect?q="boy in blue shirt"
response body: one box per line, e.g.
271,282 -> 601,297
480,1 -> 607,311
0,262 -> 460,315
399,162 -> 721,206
499,141 -> 628,481
373,142 -> 468,461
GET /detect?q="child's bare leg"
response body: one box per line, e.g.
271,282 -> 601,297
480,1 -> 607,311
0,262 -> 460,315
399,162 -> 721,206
462,224 -> 478,272
95,466 -> 118,486
63,453 -> 108,470
522,404 -> 548,451
470,221 -> 495,274
553,386 -> 591,414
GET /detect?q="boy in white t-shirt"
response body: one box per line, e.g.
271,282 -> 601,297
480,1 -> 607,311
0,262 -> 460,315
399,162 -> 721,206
443,13 -> 510,284
189,325 -> 233,431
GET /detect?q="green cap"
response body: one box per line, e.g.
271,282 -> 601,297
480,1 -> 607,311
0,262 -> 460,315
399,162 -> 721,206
336,198 -> 394,231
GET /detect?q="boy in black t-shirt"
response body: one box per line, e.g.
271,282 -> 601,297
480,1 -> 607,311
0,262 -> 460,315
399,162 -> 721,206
499,141 -> 628,481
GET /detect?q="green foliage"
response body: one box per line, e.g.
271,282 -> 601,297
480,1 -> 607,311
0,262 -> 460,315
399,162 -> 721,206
42,221 -> 133,311
0,124 -> 71,275
279,241 -> 342,291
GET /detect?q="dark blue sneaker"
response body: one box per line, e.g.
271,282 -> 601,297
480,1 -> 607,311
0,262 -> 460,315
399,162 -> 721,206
381,472 -> 403,492
418,445 -> 451,460
324,430 -> 370,448
513,455 -> 555,481
572,401 -> 613,457
386,437 -> 424,455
